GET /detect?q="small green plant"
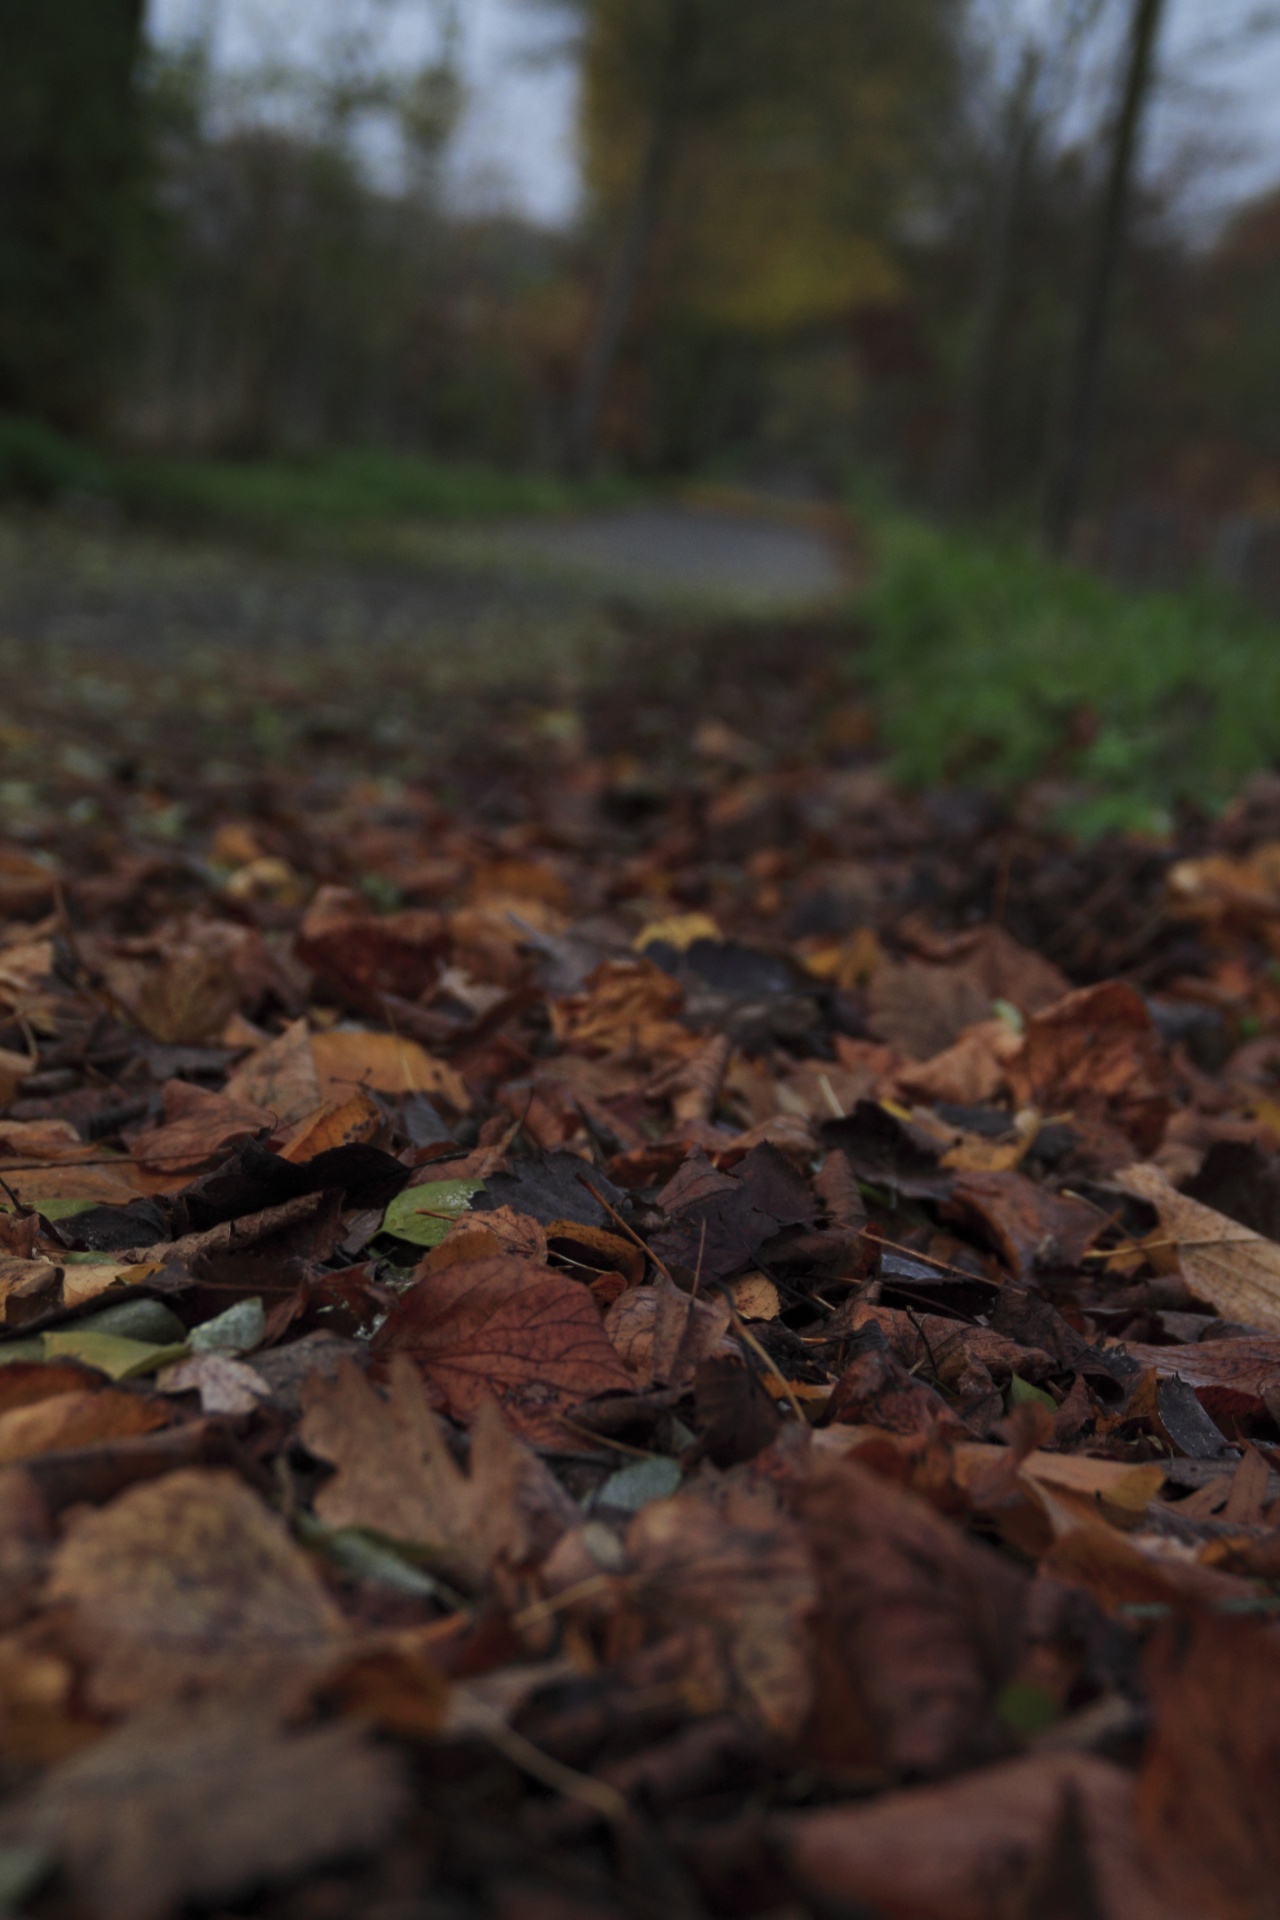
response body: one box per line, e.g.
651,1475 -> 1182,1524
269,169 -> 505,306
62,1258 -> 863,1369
859,516 -> 1280,833
0,416 -> 110,503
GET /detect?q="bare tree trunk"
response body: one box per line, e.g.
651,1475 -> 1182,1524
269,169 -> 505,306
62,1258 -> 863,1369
564,108 -> 676,474
935,44 -> 1041,518
1042,0 -> 1166,555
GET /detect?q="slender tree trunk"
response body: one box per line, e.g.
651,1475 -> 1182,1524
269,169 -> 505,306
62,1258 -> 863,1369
565,109 -> 677,475
935,45 -> 1041,517
1043,0 -> 1166,554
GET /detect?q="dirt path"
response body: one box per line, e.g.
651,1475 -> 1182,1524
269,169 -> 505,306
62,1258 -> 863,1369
482,501 -> 851,608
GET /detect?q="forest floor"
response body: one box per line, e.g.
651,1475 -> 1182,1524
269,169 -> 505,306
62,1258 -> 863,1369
0,507 -> 1276,1917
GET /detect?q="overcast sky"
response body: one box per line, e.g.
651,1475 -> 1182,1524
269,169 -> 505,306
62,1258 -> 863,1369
146,0 -> 1280,232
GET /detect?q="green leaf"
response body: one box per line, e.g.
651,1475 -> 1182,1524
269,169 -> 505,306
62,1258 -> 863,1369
189,1297 -> 265,1356
71,1299 -> 188,1345
1,1196 -> 98,1222
41,1329 -> 189,1380
1008,1374 -> 1057,1413
594,1456 -> 682,1513
380,1178 -> 484,1249
307,1526 -> 441,1598
996,1680 -> 1060,1738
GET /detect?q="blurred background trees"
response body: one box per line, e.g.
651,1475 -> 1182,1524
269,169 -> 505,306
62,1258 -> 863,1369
4,0 -> 1280,555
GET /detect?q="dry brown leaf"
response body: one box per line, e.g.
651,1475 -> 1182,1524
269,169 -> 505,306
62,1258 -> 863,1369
895,1020 -> 1013,1107
0,1119 -> 98,1164
47,1468 -> 347,1710
784,1751 -> 1184,1920
867,962 -> 991,1061
310,1026 -> 469,1112
156,1354 -> 275,1415
1008,982 -> 1171,1154
604,1278 -> 735,1389
551,959 -> 688,1060
627,1481 -> 815,1737
1117,1160 -> 1280,1333
296,884 -> 444,1002
1136,1617 -> 1280,1920
90,937 -> 241,1045
0,1389 -> 169,1466
943,1169 -> 1102,1279
130,1078 -> 274,1174
224,1018 -> 322,1125
372,1254 -> 634,1444
426,1205 -> 549,1270
277,1091 -> 382,1161
299,1356 -> 574,1587
0,1701 -> 406,1920
798,1455 -> 1026,1775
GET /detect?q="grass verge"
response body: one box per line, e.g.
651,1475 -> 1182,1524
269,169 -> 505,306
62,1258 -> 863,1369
859,516 -> 1280,834
0,415 -> 634,539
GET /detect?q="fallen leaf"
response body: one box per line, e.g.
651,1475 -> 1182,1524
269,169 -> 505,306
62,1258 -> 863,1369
372,1254 -> 634,1444
867,963 -> 990,1061
296,884 -> 444,1002
798,1455 -> 1026,1775
0,1701 -> 406,1920
156,1354 -> 274,1415
224,1018 -> 321,1125
47,1469 -> 347,1709
130,1079 -> 273,1174
784,1751 -> 1181,1920
1009,982 -> 1171,1154
310,1026 -> 469,1111
382,1176 -> 486,1248
604,1278 -> 735,1390
1118,1161 -> 1280,1333
1136,1617 -> 1280,1920
943,1170 -> 1102,1279
627,1482 -> 815,1737
300,1357 -> 574,1587
277,1091 -> 382,1161
0,1389 -> 169,1465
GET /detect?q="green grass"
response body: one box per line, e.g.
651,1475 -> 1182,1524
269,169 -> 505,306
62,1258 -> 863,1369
0,415 -> 635,535
112,446 -> 635,529
859,516 -> 1280,834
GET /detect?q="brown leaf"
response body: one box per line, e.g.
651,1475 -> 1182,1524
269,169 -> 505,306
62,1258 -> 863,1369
0,1701 -> 406,1920
131,1079 -> 273,1174
1116,1161 -> 1280,1333
89,936 -> 241,1046
604,1278 -> 735,1390
277,1091 -> 382,1161
0,1389 -> 169,1465
627,1481 -> 815,1737
372,1254 -> 634,1444
224,1018 -> 321,1125
296,883 -> 444,1002
1008,982 -> 1171,1154
1136,1617 -> 1280,1920
797,1455 -> 1026,1775
784,1751 -> 1181,1920
310,1026 -> 469,1112
47,1468 -> 347,1710
299,1357 -> 574,1587
943,1170 -> 1102,1279
867,963 -> 991,1061
1117,1337 -> 1280,1417
896,1020 -> 1013,1107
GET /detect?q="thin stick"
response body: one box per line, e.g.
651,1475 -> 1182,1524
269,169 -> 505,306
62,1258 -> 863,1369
724,1301 -> 807,1423
579,1177 -> 676,1285
557,1414 -> 659,1461
456,1691 -> 628,1824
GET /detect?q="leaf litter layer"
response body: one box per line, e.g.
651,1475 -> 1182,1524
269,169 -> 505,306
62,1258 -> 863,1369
3,554 -> 1280,1917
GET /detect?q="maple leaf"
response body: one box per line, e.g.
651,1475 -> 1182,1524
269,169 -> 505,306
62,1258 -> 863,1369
299,1355 -> 576,1587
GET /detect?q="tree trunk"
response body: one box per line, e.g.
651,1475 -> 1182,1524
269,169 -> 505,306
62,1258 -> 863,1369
1042,0 -> 1167,555
935,45 -> 1042,518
